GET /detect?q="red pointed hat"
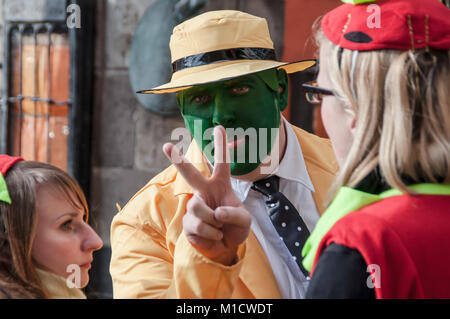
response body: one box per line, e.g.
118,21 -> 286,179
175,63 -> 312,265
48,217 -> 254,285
322,0 -> 450,51
0,155 -> 24,176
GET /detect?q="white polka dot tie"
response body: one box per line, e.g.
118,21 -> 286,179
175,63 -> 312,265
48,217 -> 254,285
251,175 -> 310,277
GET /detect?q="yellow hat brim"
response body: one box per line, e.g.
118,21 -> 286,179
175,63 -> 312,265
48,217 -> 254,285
137,59 -> 316,94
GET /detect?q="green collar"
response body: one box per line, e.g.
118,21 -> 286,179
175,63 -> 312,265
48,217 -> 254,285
0,174 -> 11,204
302,183 -> 450,272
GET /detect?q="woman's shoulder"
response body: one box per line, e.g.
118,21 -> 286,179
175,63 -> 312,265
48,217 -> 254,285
340,193 -> 450,224
324,193 -> 450,254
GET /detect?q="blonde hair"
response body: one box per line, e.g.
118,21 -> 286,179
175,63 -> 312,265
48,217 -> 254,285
316,30 -> 450,201
0,161 -> 89,298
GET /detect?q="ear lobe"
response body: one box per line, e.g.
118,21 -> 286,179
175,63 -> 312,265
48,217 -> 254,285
276,69 -> 289,111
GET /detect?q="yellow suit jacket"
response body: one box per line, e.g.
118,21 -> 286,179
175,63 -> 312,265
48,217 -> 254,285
110,125 -> 338,298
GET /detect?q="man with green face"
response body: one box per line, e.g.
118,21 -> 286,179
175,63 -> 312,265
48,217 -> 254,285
110,10 -> 338,299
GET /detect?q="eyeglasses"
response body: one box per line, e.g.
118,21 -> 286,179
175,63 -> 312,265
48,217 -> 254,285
302,81 -> 334,104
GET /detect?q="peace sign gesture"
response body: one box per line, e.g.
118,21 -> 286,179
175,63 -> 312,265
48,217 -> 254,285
163,126 -> 251,266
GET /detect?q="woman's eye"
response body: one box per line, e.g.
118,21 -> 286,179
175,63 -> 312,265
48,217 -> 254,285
305,92 -> 324,104
230,86 -> 249,95
193,95 -> 211,104
61,220 -> 74,231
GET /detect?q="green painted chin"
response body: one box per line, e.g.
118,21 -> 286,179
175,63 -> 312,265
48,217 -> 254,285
200,127 -> 279,177
203,154 -> 262,176
229,161 -> 260,176
200,142 -> 264,176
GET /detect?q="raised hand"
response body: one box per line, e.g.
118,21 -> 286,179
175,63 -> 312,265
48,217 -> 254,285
163,126 -> 251,265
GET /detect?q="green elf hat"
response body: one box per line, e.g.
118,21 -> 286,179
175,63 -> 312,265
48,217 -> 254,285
0,155 -> 24,204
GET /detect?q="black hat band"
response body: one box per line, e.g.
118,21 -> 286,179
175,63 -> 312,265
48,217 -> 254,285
172,47 -> 277,73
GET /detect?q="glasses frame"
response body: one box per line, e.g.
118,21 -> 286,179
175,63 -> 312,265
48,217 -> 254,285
302,81 -> 335,105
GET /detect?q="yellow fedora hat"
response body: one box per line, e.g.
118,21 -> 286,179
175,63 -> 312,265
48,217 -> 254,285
138,10 -> 316,94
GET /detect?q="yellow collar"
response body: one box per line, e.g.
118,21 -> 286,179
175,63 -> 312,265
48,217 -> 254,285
36,268 -> 86,299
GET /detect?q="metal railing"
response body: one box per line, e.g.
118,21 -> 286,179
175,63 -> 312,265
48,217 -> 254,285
1,0 -> 94,197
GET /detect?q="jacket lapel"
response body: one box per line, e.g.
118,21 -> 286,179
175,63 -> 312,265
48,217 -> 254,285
291,126 -> 338,215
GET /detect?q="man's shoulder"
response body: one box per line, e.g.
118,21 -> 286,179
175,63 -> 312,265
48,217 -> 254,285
290,124 -> 338,175
116,165 -> 180,214
111,164 -> 185,237
117,141 -> 209,217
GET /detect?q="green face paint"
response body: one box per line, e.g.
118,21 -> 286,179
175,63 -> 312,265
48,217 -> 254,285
176,69 -> 287,176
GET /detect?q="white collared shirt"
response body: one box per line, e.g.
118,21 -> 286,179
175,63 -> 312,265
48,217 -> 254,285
230,118 -> 320,299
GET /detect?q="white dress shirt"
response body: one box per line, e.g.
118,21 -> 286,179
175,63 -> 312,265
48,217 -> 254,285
230,118 -> 320,298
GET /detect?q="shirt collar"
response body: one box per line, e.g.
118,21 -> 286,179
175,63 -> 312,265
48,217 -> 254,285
230,117 -> 315,202
276,117 -> 315,191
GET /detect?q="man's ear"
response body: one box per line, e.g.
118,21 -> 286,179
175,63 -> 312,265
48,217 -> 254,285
276,69 -> 289,111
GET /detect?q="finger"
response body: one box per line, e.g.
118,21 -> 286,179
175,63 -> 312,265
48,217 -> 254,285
214,206 -> 252,228
163,143 -> 208,192
183,214 -> 223,241
184,234 -> 215,251
212,126 -> 231,179
187,195 -> 223,228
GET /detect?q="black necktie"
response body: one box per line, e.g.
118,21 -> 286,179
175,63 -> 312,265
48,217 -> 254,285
251,175 -> 310,277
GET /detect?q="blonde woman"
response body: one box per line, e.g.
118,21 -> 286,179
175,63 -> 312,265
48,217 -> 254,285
159,0 -> 449,299
301,0 -> 450,298
0,156 -> 103,298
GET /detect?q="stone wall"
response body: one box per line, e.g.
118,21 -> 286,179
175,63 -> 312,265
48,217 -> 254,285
90,0 -> 186,251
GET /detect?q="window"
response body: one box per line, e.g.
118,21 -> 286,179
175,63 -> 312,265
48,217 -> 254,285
1,0 -> 94,194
